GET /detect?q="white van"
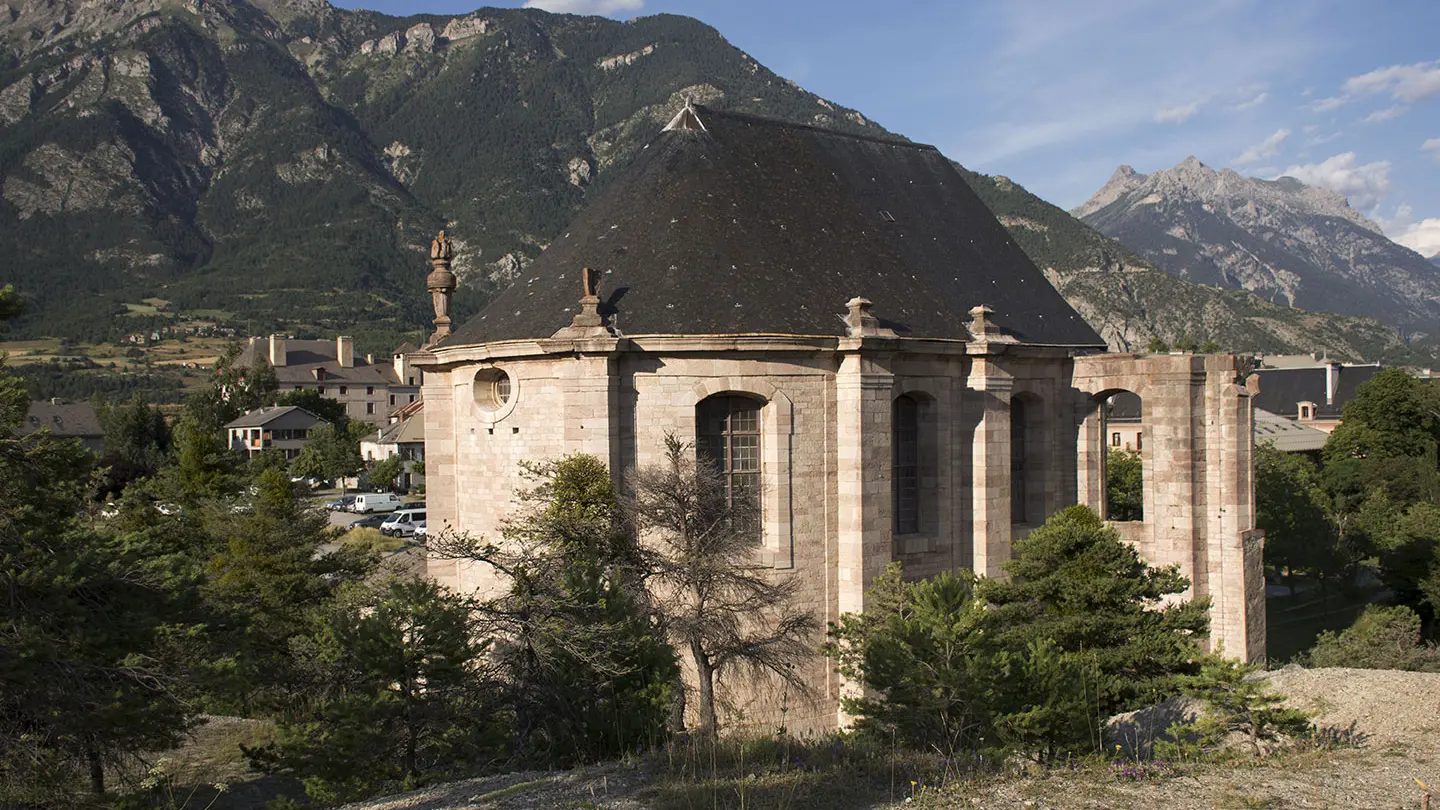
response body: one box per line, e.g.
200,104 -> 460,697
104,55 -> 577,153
352,492 -> 403,514
381,508 -> 427,537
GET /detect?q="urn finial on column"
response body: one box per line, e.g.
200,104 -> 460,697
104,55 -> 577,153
426,230 -> 457,345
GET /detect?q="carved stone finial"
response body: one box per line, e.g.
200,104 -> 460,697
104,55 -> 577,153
581,266 -> 600,301
430,229 -> 453,260
968,304 -> 1000,340
550,266 -> 614,339
425,230 -> 458,345
842,296 -> 894,338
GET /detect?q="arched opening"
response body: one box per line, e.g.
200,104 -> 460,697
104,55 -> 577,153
893,394 -> 920,535
1010,393 -> 1046,524
1099,390 -> 1144,521
696,394 -> 763,528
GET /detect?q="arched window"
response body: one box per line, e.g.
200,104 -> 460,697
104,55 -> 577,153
893,395 -> 920,535
696,395 -> 762,520
1011,396 -> 1029,524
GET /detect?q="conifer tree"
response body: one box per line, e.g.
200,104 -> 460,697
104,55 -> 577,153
1,340 -> 199,802
978,506 -> 1208,714
248,578 -> 504,805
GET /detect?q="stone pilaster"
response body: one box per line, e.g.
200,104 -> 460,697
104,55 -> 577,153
419,363 -> 460,591
562,352 -> 621,468
833,351 -> 894,617
968,357 -> 1013,577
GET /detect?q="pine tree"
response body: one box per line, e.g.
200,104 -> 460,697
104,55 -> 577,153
0,352 -> 200,803
979,506 -> 1209,715
431,454 -> 677,763
249,578 -> 504,805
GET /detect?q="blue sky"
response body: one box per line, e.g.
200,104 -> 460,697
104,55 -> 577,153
334,0 -> 1440,257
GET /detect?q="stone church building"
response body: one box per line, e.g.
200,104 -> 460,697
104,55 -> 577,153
414,104 -> 1264,734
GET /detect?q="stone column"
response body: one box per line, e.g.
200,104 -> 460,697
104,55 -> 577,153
1146,367 -> 1205,589
421,364 -> 461,591
1075,396 -> 1106,517
1207,374 -> 1264,662
968,357 -> 1013,577
833,351 -> 894,618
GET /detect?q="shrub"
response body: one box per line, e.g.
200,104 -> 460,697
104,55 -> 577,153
1308,604 -> 1440,671
1168,659 -> 1311,757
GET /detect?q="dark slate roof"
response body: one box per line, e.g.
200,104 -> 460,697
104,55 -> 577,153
223,406 -> 326,429
19,401 -> 103,438
1252,365 -> 1382,418
1105,391 -> 1142,421
236,340 -> 402,387
447,106 -> 1102,347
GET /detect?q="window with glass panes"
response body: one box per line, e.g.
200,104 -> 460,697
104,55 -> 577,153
1011,397 -> 1029,524
696,396 -> 762,515
892,395 -> 920,534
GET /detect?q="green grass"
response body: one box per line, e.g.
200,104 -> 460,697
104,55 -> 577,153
340,527 -> 407,553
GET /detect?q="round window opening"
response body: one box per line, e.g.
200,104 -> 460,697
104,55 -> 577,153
473,368 -> 512,412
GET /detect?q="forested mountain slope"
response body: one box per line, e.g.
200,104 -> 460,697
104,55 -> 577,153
0,0 -> 1423,361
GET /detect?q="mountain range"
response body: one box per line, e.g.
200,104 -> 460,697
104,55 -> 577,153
0,0 -> 1430,362
1075,158 -> 1440,339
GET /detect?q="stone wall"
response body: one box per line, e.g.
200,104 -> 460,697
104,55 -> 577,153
415,339 -> 1264,734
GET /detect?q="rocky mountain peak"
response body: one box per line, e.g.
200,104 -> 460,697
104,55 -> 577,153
1075,157 -> 1440,333
1071,164 -> 1148,219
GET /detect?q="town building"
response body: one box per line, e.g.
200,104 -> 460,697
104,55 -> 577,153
1253,407 -> 1328,455
224,405 -> 327,459
237,335 -> 423,426
19,399 -> 104,454
1250,354 -> 1382,433
413,104 -> 1264,734
361,399 -> 427,493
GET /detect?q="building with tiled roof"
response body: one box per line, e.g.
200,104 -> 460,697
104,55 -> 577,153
224,405 -> 327,459
19,399 -> 104,454
237,335 -> 423,426
413,103 -> 1264,733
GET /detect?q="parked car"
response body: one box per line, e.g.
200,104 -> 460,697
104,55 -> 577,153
348,513 -> 390,530
353,492 -> 403,514
412,521 -> 428,543
324,495 -> 356,512
381,508 -> 426,537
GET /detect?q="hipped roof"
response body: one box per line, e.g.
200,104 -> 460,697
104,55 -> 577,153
447,105 -> 1102,348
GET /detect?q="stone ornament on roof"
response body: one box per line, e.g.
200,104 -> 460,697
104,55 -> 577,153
430,229 -> 453,260
663,98 -> 708,133
426,230 -> 458,345
551,266 -> 616,339
842,297 -> 896,338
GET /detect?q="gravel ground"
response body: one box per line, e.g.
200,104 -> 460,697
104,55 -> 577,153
340,667 -> 1440,810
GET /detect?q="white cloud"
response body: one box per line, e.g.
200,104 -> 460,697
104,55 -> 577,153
522,0 -> 643,15
1392,219 -> 1440,259
1233,128 -> 1290,165
1308,96 -> 1346,112
1343,60 -> 1440,104
1154,100 -> 1202,124
1361,105 -> 1407,124
1424,138 -> 1440,160
1233,91 -> 1268,111
1278,152 -> 1392,210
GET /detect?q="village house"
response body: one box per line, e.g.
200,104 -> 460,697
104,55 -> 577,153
224,405 -> 327,460
412,104 -> 1264,734
1250,354 -> 1382,433
237,335 -> 423,426
361,399 -> 427,493
19,399 -> 105,455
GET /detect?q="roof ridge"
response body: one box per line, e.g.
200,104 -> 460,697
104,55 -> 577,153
685,104 -> 931,151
